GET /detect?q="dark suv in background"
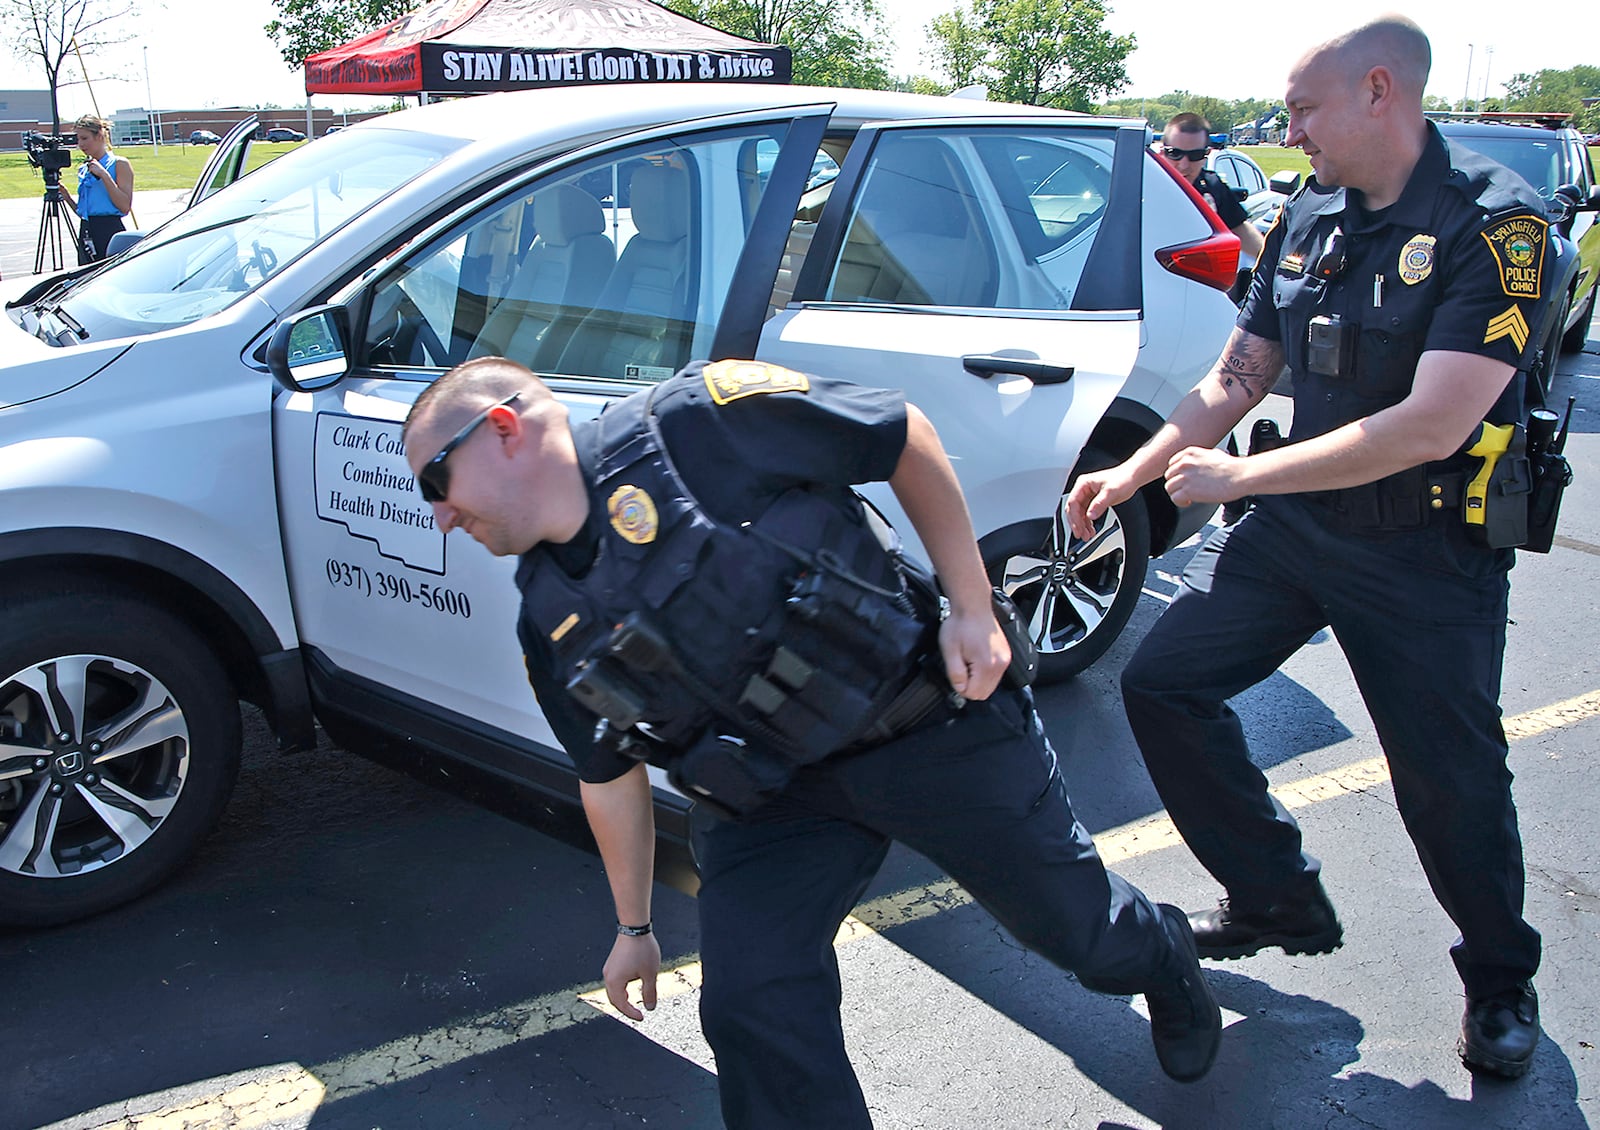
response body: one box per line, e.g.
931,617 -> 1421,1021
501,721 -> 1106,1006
1431,112 -> 1600,395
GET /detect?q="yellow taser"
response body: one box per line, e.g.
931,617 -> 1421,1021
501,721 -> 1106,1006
1463,422 -> 1516,526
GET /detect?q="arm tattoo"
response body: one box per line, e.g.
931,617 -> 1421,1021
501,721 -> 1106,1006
1216,332 -> 1286,403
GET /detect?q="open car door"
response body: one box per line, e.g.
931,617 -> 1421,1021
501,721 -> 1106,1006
187,116 -> 258,211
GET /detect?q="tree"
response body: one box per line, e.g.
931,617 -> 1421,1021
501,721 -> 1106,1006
925,0 -> 1135,111
926,5 -> 985,91
665,0 -> 892,89
1,0 -> 135,132
265,0 -> 412,71
1503,65 -> 1600,131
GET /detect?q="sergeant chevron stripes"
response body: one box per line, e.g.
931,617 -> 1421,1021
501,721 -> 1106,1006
1484,305 -> 1530,352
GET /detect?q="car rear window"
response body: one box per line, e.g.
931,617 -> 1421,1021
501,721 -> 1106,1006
820,127 -> 1116,311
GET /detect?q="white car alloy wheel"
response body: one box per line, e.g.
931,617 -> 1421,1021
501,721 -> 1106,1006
0,590 -> 240,926
988,458 -> 1152,683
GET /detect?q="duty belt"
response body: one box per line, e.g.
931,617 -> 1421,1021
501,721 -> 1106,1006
1303,463 -> 1467,533
846,665 -> 961,750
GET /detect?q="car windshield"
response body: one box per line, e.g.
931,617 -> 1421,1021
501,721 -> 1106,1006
35,127 -> 463,342
1448,134 -> 1563,198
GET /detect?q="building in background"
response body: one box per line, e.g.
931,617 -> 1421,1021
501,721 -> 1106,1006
3,90 -> 388,149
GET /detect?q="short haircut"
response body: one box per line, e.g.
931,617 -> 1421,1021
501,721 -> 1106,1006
404,356 -> 549,446
1321,15 -> 1431,92
1165,112 -> 1211,137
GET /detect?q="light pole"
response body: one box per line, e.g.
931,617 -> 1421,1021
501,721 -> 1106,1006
1462,43 -> 1473,110
143,46 -> 158,154
1483,46 -> 1495,105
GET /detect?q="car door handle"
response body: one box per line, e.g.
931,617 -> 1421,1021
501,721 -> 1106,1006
961,355 -> 1075,385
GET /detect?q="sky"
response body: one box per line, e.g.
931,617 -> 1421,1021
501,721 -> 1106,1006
0,0 -> 1591,120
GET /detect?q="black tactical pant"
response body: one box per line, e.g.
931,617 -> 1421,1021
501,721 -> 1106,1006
693,686 -> 1180,1130
1122,498 -> 1541,1000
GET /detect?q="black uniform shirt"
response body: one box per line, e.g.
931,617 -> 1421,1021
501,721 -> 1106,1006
515,362 -> 909,784
1194,167 -> 1250,231
1239,123 -> 1552,441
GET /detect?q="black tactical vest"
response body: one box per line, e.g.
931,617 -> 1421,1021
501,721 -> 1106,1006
518,387 -> 936,812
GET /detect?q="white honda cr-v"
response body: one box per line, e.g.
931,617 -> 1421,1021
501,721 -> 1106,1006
0,85 -> 1240,925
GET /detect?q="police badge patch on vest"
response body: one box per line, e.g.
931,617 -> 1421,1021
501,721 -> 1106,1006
703,359 -> 810,404
608,484 -> 659,544
1479,215 -> 1547,300
1398,234 -> 1435,285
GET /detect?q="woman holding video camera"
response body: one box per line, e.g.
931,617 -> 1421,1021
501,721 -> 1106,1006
58,114 -> 133,264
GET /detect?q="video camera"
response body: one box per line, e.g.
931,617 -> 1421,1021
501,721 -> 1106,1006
24,131 -> 77,188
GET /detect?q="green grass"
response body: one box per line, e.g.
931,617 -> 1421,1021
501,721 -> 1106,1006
1238,144 -> 1600,182
0,142 -> 292,200
1235,145 -> 1312,179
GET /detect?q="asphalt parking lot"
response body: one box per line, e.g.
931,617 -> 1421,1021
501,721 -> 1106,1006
0,188 -> 189,281
0,194 -> 1597,1129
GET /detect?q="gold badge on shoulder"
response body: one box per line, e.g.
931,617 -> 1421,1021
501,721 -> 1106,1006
1398,234 -> 1436,285
1480,215 -> 1547,300
703,359 -> 810,405
608,485 -> 659,545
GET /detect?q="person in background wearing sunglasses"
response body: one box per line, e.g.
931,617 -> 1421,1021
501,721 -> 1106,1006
1159,112 -> 1265,264
1072,15 -> 1551,1081
404,355 -> 1223,1129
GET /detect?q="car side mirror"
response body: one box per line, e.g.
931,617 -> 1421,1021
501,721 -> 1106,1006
1269,169 -> 1301,195
268,305 -> 352,393
1231,185 -> 1248,202
105,230 -> 145,257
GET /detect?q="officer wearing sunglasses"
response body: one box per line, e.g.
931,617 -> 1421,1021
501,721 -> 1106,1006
1159,111 -> 1265,264
403,355 -> 1224,1129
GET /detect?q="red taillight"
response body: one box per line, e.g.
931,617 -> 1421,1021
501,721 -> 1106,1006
1152,151 -> 1243,292
1156,233 -> 1244,291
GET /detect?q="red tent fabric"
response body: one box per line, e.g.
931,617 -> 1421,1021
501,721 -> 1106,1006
304,0 -> 791,95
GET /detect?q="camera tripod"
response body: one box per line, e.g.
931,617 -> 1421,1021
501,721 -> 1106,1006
34,182 -> 81,275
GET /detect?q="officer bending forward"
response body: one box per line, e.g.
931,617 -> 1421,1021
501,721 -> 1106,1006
405,357 -> 1222,1128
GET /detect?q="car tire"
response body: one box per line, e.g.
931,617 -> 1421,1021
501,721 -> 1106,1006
984,451 -> 1152,684
1560,284 -> 1594,354
0,588 -> 241,927
1529,294 -> 1568,404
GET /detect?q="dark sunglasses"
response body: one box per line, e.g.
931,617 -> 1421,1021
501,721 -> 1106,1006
1161,145 -> 1209,162
416,391 -> 521,503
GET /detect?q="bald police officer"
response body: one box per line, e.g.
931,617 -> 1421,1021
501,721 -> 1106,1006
406,356 -> 1222,1129
1069,16 -> 1548,1079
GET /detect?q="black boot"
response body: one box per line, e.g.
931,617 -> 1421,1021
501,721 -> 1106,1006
1144,904 -> 1222,1082
1459,982 -> 1539,1079
1187,882 -> 1343,960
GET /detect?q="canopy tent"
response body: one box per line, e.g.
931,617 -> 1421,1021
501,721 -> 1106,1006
304,0 -> 791,96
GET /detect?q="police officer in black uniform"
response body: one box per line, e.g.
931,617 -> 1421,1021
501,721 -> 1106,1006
1069,17 -> 1548,1080
1160,112 -> 1266,266
405,355 -> 1223,1129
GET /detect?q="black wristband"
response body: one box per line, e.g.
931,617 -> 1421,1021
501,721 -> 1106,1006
617,921 -> 653,937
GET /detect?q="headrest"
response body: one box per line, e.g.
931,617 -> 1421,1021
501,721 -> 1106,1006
628,164 -> 688,243
533,183 -> 605,246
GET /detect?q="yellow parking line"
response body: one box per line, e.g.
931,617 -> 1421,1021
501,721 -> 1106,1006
56,688 -> 1600,1128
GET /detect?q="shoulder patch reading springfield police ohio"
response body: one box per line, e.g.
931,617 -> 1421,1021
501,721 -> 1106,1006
1480,215 -> 1547,300
703,359 -> 810,405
